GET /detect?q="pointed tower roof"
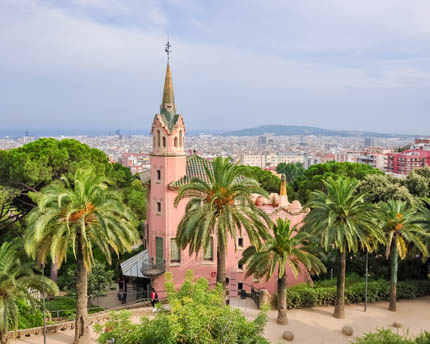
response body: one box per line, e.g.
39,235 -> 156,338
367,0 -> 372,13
161,62 -> 175,106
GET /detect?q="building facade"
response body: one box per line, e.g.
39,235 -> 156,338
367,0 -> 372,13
385,149 -> 430,176
133,62 -> 309,297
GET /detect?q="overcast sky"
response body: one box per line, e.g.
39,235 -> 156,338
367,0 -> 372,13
1,0 -> 430,135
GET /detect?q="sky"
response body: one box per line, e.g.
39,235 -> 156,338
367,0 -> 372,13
1,0 -> 430,135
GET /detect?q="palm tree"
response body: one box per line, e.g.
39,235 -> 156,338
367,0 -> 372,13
304,177 -> 382,319
378,200 -> 427,312
240,218 -> 326,324
174,156 -> 270,288
0,241 -> 58,344
24,168 -> 139,344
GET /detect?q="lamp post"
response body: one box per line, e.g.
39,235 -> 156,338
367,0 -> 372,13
41,264 -> 47,344
364,251 -> 368,312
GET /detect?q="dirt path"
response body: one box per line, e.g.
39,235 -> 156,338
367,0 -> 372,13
11,297 -> 430,344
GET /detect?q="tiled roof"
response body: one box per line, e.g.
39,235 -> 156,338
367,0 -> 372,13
169,155 -> 212,189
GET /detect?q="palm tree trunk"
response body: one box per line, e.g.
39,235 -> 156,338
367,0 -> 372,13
334,249 -> 346,319
277,268 -> 288,325
216,239 -> 226,288
50,261 -> 58,283
74,243 -> 89,344
389,240 -> 398,312
0,330 -> 7,344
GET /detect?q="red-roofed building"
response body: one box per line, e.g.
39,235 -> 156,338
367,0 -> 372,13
386,149 -> 430,176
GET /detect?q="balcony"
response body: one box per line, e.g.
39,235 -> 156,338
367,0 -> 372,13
141,257 -> 166,277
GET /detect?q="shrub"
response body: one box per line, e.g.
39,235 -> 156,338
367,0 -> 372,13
16,298 -> 46,329
94,271 -> 269,344
352,329 -> 430,344
283,275 -> 430,309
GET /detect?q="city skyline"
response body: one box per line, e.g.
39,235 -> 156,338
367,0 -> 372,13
1,0 -> 430,134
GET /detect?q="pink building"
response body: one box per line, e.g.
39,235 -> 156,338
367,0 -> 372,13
122,61 -> 309,298
386,149 -> 430,176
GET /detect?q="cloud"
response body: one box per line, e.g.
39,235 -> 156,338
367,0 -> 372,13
0,0 -> 429,134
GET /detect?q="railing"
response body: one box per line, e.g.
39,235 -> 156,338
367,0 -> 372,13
141,257 -> 166,276
241,282 -> 261,309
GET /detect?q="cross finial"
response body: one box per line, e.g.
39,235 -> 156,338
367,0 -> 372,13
165,38 -> 171,61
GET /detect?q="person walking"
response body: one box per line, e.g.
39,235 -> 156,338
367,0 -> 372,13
150,287 -> 159,312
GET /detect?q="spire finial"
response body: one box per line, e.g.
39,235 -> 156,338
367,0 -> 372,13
165,37 -> 171,61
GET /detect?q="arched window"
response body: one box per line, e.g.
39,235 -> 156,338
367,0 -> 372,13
179,130 -> 183,147
157,130 -> 161,147
174,136 -> 178,148
153,136 -> 155,147
162,136 -> 166,148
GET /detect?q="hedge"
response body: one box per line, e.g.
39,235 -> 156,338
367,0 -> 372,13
282,274 -> 430,309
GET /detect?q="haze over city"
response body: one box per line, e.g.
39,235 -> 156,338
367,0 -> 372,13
1,0 -> 430,135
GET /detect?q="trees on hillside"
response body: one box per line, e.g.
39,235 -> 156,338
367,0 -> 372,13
240,218 -> 325,324
0,241 -> 58,344
25,168 -> 139,344
378,200 -> 427,311
304,177 -> 383,318
175,157 -> 270,288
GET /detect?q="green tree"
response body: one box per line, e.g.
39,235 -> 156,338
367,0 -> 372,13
0,139 -> 146,282
292,161 -> 382,203
236,165 -> 281,193
58,260 -> 114,299
276,162 -> 305,183
378,200 -> 428,311
304,177 -> 382,318
0,241 -> 58,344
0,138 -> 146,229
174,157 -> 270,288
405,167 -> 430,198
240,218 -> 325,324
24,168 -> 139,344
358,174 -> 416,205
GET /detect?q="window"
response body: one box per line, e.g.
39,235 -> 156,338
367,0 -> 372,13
156,169 -> 161,181
238,237 -> 244,248
238,262 -> 244,271
153,136 -> 155,147
162,136 -> 166,148
156,201 -> 161,213
170,238 -> 180,263
238,282 -> 243,290
157,130 -> 161,147
156,237 -> 163,264
174,136 -> 178,148
204,237 -> 214,261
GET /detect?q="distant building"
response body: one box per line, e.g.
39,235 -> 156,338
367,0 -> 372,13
364,137 -> 375,148
385,149 -> 430,176
240,154 -> 263,167
279,152 -> 305,165
357,153 -> 386,171
258,136 -> 267,145
415,137 -> 430,145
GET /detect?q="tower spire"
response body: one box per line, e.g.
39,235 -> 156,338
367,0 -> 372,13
161,38 -> 175,112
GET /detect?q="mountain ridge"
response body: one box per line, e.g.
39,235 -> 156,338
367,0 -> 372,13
221,125 -> 416,138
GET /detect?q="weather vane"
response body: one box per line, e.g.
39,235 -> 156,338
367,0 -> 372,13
165,38 -> 171,60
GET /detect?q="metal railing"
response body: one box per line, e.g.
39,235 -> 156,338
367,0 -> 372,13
141,257 -> 166,276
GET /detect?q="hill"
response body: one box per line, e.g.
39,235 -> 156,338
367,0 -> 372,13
221,125 -> 414,138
